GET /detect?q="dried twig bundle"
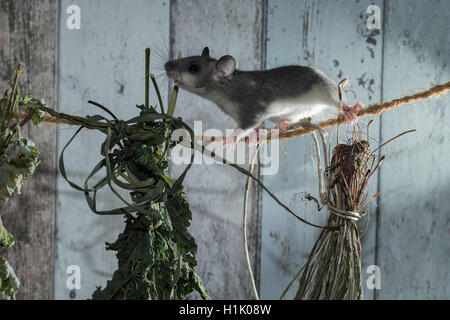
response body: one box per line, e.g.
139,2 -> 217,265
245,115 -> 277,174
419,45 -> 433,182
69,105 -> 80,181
294,138 -> 383,300
278,76 -> 418,300
286,78 -> 415,299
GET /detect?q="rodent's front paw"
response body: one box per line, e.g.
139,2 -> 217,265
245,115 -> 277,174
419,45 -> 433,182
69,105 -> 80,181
222,136 -> 237,153
222,128 -> 243,153
274,121 -> 290,133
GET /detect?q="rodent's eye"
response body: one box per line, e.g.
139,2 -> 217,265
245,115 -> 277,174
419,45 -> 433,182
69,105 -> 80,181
189,64 -> 200,73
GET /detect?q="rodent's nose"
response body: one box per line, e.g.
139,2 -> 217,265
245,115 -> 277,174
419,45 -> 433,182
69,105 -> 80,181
164,61 -> 179,81
164,61 -> 176,73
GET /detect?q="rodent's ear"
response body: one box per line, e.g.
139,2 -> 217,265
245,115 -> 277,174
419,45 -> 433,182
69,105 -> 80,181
201,47 -> 210,57
214,55 -> 236,80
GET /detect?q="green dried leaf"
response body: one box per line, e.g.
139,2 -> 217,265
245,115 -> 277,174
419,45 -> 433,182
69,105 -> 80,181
0,256 -> 20,300
166,193 -> 197,266
0,137 -> 40,201
92,212 -> 209,300
20,95 -> 46,127
0,218 -> 15,248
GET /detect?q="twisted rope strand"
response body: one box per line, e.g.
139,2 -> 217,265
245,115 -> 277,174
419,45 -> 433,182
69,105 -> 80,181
206,81 -> 450,143
18,81 -> 450,141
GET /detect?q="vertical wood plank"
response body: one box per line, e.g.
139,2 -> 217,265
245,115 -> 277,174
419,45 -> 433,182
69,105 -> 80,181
262,0 -> 383,299
55,0 -> 170,299
170,0 -> 264,299
0,0 -> 57,299
378,0 -> 450,299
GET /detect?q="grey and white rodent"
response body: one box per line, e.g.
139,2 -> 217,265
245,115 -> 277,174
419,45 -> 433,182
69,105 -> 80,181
165,47 -> 344,146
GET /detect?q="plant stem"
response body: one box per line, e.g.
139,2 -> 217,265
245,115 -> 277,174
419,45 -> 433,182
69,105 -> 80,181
167,86 -> 178,116
151,74 -> 164,114
145,48 -> 150,110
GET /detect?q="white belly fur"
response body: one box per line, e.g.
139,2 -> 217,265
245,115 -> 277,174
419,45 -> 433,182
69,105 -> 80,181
267,84 -> 339,125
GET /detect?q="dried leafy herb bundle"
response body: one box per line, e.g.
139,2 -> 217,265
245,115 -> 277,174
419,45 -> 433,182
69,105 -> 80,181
0,65 -> 45,300
34,50 -> 209,299
0,65 -> 44,202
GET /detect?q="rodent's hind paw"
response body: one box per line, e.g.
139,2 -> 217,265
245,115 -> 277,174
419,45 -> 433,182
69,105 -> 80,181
222,136 -> 237,153
342,103 -> 364,123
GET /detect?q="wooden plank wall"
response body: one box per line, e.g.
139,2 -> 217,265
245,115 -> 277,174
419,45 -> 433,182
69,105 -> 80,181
261,0 -> 383,299
0,0 -> 448,299
378,0 -> 450,299
54,0 -> 170,299
170,0 -> 264,299
261,0 -> 449,299
0,0 -> 57,299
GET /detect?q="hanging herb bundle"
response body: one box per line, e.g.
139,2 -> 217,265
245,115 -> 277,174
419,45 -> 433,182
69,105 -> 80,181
31,49 -> 209,300
280,81 -> 414,300
293,137 -> 382,300
0,64 -> 45,299
0,216 -> 19,300
0,65 -> 44,201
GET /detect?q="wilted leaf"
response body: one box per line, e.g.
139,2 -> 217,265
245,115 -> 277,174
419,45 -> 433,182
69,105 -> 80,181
0,257 -> 20,300
0,218 -> 15,248
0,137 -> 40,201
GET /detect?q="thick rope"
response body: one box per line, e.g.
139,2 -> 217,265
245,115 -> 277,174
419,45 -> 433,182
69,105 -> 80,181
204,81 -> 450,143
19,82 -> 450,140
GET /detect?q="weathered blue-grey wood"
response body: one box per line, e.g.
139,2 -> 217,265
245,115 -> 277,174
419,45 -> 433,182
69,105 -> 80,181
170,0 -> 264,299
261,0 -> 383,299
377,0 -> 450,299
0,0 -> 57,300
55,0 -> 170,299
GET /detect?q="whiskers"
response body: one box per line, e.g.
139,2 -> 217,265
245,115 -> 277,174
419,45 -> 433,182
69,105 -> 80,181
141,25 -> 184,107
147,26 -> 171,73
146,35 -> 174,92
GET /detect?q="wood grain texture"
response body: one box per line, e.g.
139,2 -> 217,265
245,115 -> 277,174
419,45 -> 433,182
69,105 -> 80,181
377,0 -> 450,299
0,0 -> 57,299
1,0 -> 447,301
170,0 -> 264,299
261,0 -> 383,299
55,0 -> 170,299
